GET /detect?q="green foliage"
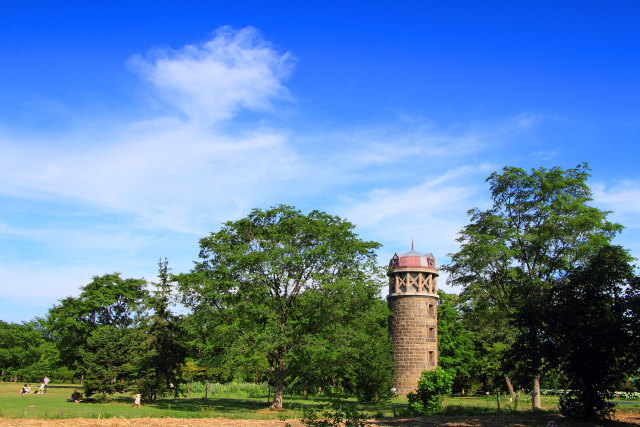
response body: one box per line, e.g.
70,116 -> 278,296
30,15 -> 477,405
301,401 -> 370,427
177,205 -> 383,409
0,321 -> 45,381
135,259 -> 187,400
46,273 -> 148,375
548,245 -> 640,421
345,303 -> 395,403
407,367 -> 454,415
437,291 -> 477,392
292,300 -> 395,403
446,163 -> 621,407
559,389 -> 615,422
177,381 -> 269,397
82,325 -> 135,397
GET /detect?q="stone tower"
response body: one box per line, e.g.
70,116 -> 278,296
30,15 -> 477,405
387,246 -> 439,395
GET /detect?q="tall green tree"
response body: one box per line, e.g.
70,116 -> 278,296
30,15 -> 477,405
178,205 -> 383,409
446,163 -> 621,409
135,259 -> 187,400
345,301 -> 395,404
548,245 -> 640,421
293,299 -> 394,403
46,273 -> 147,380
457,285 -> 518,394
437,291 -> 476,393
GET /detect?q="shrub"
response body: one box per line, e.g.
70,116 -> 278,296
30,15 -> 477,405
301,401 -> 369,426
407,367 -> 454,415
559,389 -> 615,421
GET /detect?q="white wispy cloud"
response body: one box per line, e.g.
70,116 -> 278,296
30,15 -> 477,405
0,262 -> 108,300
0,27 -> 302,235
593,180 -> 640,228
0,26 -> 548,321
336,164 -> 492,266
128,26 -> 294,124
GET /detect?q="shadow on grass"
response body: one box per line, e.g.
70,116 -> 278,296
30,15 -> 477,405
68,393 -> 406,420
139,396 -> 377,414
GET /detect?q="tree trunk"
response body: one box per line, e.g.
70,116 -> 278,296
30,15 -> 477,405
270,365 -> 285,410
504,375 -> 515,396
531,374 -> 541,410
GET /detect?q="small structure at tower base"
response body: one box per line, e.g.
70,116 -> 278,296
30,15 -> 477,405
387,248 -> 439,396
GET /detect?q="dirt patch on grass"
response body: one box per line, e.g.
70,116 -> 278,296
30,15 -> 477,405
0,413 -> 638,426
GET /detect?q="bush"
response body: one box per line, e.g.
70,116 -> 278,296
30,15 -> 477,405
407,367 -> 454,415
559,389 -> 615,421
301,401 -> 369,426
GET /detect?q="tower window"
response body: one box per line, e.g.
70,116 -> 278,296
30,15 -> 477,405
428,351 -> 434,363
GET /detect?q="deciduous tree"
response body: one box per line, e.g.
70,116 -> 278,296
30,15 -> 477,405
46,273 -> 147,379
437,291 -> 476,393
178,205 -> 382,409
548,245 -> 639,421
446,163 -> 621,409
0,321 -> 44,382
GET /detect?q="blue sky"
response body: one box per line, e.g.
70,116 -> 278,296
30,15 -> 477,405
1,1 -> 639,323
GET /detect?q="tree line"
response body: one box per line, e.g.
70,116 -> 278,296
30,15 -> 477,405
1,164 -> 638,421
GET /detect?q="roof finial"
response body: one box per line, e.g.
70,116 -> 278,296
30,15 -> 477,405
411,238 -> 414,252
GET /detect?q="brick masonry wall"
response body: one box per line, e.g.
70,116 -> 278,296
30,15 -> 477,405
388,293 -> 438,396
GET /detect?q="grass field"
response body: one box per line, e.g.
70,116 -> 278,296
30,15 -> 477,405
1,382 -> 638,423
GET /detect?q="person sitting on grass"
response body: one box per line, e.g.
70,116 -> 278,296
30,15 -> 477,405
67,390 -> 82,402
37,382 -> 45,394
19,384 -> 29,394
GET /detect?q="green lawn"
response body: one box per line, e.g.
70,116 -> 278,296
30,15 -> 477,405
0,383 -> 388,420
1,382 -> 638,420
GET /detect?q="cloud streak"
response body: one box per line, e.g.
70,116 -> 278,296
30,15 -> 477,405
593,180 -> 640,228
0,27 -> 302,235
128,26 -> 294,124
0,26 -> 586,322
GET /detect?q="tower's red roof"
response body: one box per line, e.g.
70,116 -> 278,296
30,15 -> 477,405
389,251 -> 437,271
